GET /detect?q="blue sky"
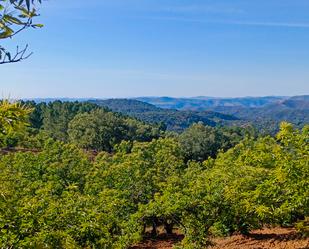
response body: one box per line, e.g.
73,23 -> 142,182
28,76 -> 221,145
1,0 -> 309,98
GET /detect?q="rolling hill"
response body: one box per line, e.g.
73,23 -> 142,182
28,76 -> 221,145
89,99 -> 239,132
134,96 -> 309,132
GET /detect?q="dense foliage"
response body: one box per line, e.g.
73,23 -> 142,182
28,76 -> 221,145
178,123 -> 255,162
17,101 -> 163,151
68,109 -> 161,152
0,100 -> 32,147
0,101 -> 308,248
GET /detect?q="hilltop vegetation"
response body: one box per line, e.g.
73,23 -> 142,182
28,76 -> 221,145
90,99 -> 239,132
0,100 -> 308,248
5,101 -> 244,158
9,101 -> 163,151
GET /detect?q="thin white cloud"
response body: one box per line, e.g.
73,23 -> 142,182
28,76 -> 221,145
146,16 -> 309,29
162,5 -> 244,15
228,20 -> 309,28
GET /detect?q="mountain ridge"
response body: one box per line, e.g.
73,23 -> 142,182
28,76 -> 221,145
135,96 -> 306,110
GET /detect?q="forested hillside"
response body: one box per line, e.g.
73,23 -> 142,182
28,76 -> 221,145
3,101 -> 163,151
0,100 -> 308,248
90,99 -> 239,132
211,103 -> 309,133
27,96 -> 309,134
135,96 -> 309,133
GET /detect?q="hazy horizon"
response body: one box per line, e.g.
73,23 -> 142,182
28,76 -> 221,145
18,94 -> 308,100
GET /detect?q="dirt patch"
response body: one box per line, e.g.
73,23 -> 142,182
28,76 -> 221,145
0,147 -> 40,155
132,228 -> 309,249
130,234 -> 183,249
210,227 -> 309,249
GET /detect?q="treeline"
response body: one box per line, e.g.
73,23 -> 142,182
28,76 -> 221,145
0,101 -> 308,248
3,101 -> 163,152
2,101 -> 250,158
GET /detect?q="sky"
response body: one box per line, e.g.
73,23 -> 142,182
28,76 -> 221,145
1,0 -> 309,98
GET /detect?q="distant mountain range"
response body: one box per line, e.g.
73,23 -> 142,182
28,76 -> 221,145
24,95 -> 309,133
134,95 -> 309,132
135,96 -> 309,110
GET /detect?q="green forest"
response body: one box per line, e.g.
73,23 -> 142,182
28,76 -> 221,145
89,98 -> 309,134
0,100 -> 308,248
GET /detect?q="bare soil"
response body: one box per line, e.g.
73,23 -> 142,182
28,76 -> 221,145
131,228 -> 309,249
210,227 -> 309,249
130,234 -> 184,249
0,147 -> 40,154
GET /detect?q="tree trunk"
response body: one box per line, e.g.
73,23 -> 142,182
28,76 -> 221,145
164,221 -> 174,235
151,218 -> 158,237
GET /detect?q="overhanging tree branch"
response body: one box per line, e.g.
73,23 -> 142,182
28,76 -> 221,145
0,0 -> 42,65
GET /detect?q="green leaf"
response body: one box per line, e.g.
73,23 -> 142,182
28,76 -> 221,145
4,15 -> 24,25
32,23 -> 43,28
0,27 -> 14,39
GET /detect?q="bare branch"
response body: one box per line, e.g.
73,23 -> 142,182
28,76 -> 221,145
0,45 -> 33,64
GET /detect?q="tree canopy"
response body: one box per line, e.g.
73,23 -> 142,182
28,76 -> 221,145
0,100 -> 308,248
